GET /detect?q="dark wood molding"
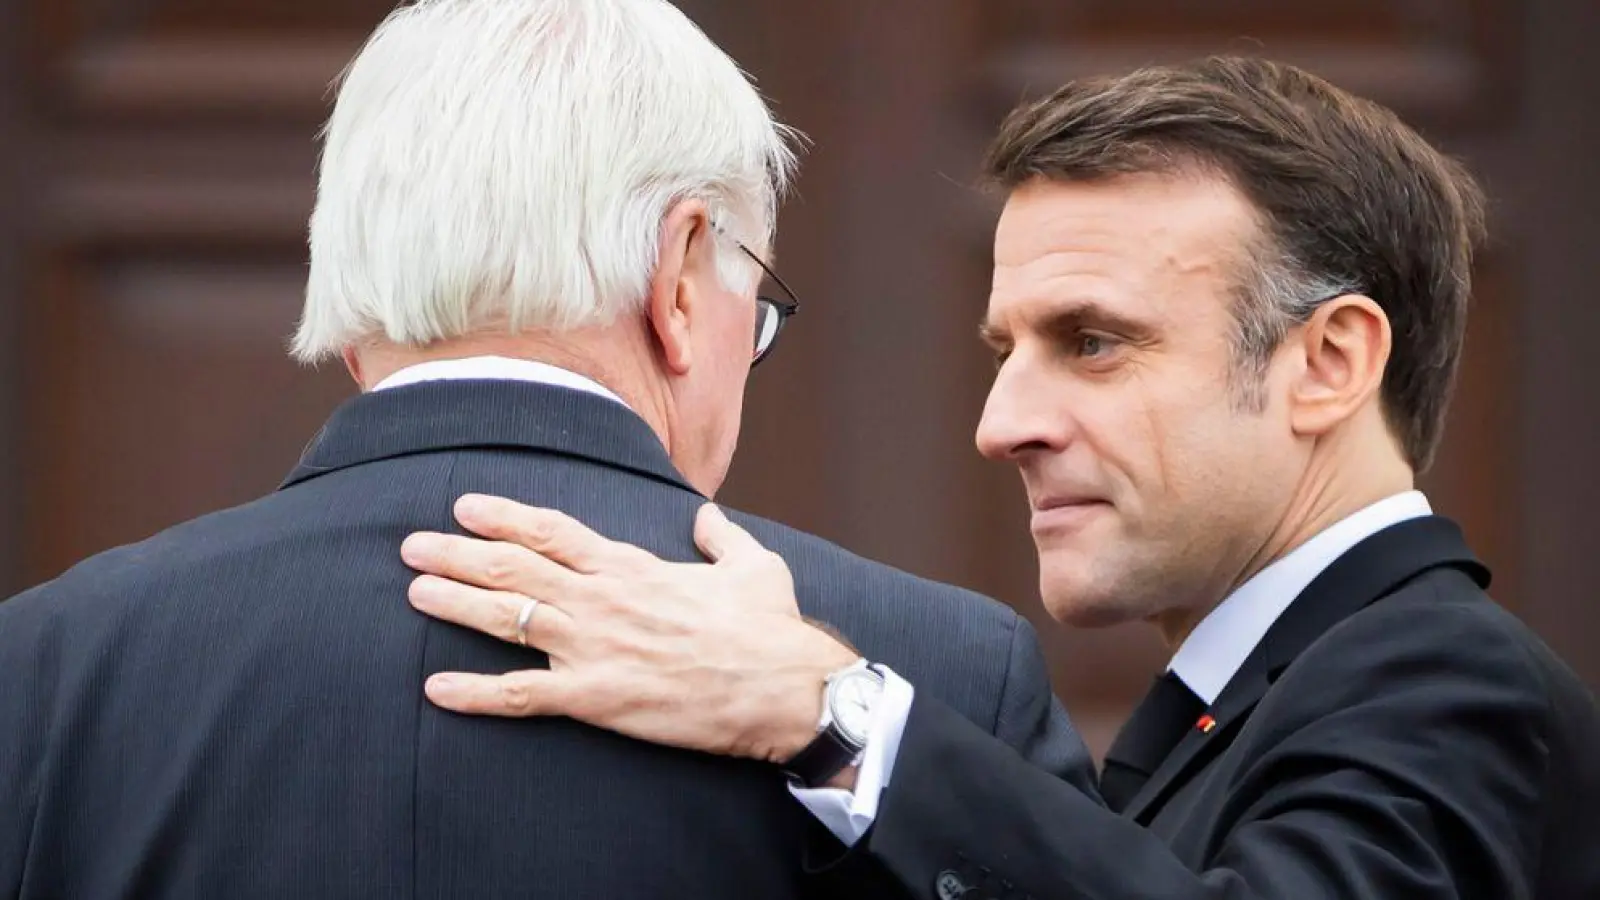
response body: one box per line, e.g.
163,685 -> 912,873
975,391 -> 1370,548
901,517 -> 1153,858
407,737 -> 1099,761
977,39 -> 1495,129
42,164 -> 315,248
0,0 -> 28,596
58,35 -> 357,121
971,0 -> 1521,128
1516,0 -> 1600,686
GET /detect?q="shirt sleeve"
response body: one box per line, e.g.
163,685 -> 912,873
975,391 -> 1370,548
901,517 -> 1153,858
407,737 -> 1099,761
787,666 -> 915,846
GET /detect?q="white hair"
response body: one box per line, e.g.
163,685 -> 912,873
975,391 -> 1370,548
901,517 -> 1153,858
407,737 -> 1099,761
292,0 -> 800,363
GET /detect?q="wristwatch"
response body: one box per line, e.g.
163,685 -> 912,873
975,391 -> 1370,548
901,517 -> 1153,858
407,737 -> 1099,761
782,659 -> 887,788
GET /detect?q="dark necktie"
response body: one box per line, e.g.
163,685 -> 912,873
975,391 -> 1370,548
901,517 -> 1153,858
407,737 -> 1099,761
1100,671 -> 1207,813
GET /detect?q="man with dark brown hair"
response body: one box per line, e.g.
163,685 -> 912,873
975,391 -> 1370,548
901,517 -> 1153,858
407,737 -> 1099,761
397,57 -> 1600,898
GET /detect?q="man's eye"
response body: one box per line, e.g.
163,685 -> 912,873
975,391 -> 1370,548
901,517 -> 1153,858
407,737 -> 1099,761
1078,334 -> 1115,357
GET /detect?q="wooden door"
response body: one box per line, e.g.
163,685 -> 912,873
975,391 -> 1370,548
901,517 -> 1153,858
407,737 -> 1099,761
3,0 -> 1596,729
9,1 -> 396,588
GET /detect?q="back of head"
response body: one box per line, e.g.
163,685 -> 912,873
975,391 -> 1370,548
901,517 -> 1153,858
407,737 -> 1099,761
294,0 -> 797,361
985,56 -> 1487,471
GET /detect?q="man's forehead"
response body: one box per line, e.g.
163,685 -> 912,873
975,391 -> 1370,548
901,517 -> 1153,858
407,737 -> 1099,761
989,177 -> 1251,317
986,238 -> 1164,328
994,173 -> 1257,263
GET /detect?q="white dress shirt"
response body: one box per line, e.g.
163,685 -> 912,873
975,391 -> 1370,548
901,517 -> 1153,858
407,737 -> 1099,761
1167,490 -> 1433,704
805,490 -> 1434,846
371,355 -> 629,409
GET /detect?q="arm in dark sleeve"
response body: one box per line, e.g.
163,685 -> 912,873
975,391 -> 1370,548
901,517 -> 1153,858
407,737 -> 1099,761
991,614 -> 1100,800
803,611 -> 1099,898
867,602 -> 1550,900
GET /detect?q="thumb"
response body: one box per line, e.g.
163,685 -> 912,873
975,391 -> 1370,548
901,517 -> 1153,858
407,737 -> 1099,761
694,504 -> 765,563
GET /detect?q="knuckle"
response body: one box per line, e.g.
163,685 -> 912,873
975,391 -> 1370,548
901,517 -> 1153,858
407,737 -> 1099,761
486,542 -> 539,586
595,628 -> 634,656
483,554 -> 520,588
522,516 -> 560,549
499,680 -> 535,714
616,544 -> 655,570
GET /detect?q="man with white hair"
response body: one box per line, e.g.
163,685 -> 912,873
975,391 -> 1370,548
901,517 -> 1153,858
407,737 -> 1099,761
0,1 -> 1093,897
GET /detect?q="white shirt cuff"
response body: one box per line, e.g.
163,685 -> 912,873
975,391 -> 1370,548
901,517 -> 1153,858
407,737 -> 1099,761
787,666 -> 915,847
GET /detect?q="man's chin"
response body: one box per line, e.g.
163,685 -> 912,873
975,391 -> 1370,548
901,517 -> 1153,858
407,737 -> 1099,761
1038,577 -> 1142,628
1043,599 -> 1140,629
1036,589 -> 1126,624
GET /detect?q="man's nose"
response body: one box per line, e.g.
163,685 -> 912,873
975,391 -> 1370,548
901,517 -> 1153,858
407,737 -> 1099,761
975,358 -> 1072,462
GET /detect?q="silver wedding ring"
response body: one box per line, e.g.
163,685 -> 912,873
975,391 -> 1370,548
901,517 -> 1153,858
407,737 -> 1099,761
515,598 -> 540,647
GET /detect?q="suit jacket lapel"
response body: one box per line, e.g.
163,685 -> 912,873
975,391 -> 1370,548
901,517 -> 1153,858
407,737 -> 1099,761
1122,516 -> 1490,823
280,379 -> 700,496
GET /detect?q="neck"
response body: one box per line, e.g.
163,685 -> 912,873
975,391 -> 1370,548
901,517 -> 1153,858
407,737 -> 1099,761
351,329 -> 677,450
1154,427 -> 1415,649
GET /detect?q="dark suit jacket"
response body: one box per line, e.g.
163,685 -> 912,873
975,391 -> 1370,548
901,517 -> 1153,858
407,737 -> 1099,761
0,380 -> 1095,900
860,516 -> 1600,900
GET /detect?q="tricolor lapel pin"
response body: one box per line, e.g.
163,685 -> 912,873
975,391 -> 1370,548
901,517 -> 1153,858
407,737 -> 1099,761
1196,714 -> 1217,734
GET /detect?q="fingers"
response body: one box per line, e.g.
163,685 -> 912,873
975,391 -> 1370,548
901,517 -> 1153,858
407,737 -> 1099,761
693,504 -> 769,564
425,669 -> 577,718
401,532 -> 577,599
409,575 -> 575,654
694,506 -> 797,616
454,495 -> 648,574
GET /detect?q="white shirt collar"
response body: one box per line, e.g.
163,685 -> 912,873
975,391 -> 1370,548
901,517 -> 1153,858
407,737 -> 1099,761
1168,490 -> 1433,705
370,356 -> 630,410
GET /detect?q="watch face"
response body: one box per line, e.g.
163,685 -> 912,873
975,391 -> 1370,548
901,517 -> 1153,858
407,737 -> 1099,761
829,669 -> 885,745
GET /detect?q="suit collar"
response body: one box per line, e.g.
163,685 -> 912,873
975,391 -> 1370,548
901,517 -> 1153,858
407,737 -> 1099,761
1168,491 -> 1433,705
280,379 -> 700,496
1123,515 -> 1490,822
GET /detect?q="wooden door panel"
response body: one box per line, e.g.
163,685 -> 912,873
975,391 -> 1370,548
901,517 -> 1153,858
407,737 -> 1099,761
15,0 -> 365,587
973,0 -> 1517,129
20,247 -> 352,586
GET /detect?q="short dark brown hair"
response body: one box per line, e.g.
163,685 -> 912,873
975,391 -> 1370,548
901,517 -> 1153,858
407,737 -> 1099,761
984,56 -> 1487,471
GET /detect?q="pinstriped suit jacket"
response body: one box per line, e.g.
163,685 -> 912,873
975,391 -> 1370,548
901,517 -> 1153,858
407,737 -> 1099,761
0,380 -> 1095,899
